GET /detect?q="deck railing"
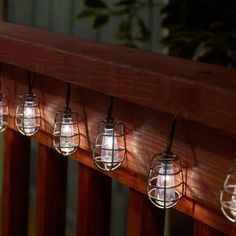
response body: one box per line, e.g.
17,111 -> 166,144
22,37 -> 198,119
0,22 -> 235,236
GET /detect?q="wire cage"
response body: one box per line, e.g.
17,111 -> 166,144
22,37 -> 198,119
147,152 -> 184,209
220,159 -> 236,223
93,120 -> 126,171
15,93 -> 40,136
52,110 -> 80,156
0,94 -> 9,132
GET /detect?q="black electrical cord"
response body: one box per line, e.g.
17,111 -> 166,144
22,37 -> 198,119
27,71 -> 36,94
165,116 -> 177,154
107,96 -> 114,121
65,82 -> 71,111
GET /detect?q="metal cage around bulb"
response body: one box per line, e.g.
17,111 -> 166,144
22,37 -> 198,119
0,94 -> 9,132
52,110 -> 80,156
15,93 -> 40,136
93,120 -> 126,171
147,152 -> 184,209
220,159 -> 236,223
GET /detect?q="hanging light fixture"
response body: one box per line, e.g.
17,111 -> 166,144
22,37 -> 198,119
220,159 -> 236,223
52,82 -> 80,156
15,71 -> 40,136
93,96 -> 126,171
147,116 -> 184,209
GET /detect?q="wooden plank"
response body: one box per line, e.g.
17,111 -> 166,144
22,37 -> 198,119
76,163 -> 112,236
193,220 -> 227,236
36,144 -> 67,236
127,188 -> 165,236
0,22 -> 236,134
2,128 -> 30,236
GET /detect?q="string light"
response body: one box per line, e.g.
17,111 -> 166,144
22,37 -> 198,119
15,72 -> 40,136
93,96 -> 126,171
147,117 -> 184,209
52,83 -> 80,156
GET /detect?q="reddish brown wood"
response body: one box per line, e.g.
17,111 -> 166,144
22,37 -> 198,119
0,26 -> 236,234
0,22 -> 236,134
76,163 -> 112,236
2,128 -> 30,236
194,220 -> 227,236
36,144 -> 67,236
127,188 -> 165,236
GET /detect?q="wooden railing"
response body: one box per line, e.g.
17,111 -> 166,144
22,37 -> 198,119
0,22 -> 235,236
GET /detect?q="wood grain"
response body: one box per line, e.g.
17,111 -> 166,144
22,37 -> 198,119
36,144 -> 67,236
0,22 -> 236,134
77,163 -> 112,236
127,188 -> 165,236
2,129 -> 30,236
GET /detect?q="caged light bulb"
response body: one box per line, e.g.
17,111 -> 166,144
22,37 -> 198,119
101,128 -> 119,168
52,109 -> 80,157
15,93 -> 40,136
220,159 -> 236,222
156,163 -> 175,207
60,116 -> 75,154
23,99 -> 36,135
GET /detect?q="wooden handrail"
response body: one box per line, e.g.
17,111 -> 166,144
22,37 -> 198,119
1,22 -> 236,235
0,22 -> 236,134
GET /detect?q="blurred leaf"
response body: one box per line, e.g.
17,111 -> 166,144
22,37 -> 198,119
84,0 -> 107,8
76,9 -> 97,19
111,8 -> 130,16
93,14 -> 110,30
115,0 -> 136,6
136,17 -> 150,42
116,20 -> 132,40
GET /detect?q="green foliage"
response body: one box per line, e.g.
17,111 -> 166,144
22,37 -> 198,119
77,0 -> 236,68
162,0 -> 236,67
76,0 -> 156,47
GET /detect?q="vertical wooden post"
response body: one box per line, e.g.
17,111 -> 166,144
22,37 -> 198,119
193,220 -> 227,236
127,188 -> 165,236
76,163 -> 112,236
36,144 -> 67,236
2,129 -> 30,236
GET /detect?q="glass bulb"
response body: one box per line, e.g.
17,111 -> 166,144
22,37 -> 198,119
230,187 -> 236,217
101,128 -> 119,167
23,100 -> 36,134
156,163 -> 175,207
60,116 -> 75,154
